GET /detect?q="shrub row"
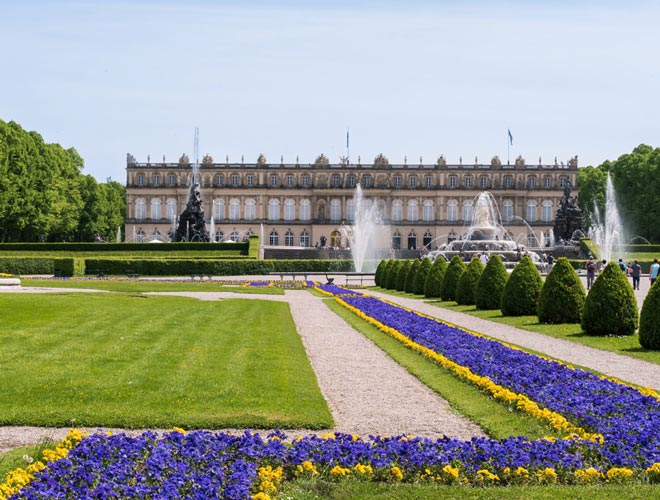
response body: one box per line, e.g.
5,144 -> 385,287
0,241 -> 250,255
0,257 -> 55,275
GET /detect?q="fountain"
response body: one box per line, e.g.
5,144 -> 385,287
339,184 -> 386,272
588,173 -> 624,262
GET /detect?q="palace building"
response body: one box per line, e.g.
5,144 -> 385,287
124,152 -> 579,252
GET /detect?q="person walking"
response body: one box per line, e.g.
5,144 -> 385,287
650,258 -> 660,286
585,258 -> 597,290
631,260 -> 641,290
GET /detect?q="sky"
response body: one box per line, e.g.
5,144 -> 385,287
2,0 -> 659,183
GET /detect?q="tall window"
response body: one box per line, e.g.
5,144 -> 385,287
462,200 -> 473,222
392,231 -> 401,250
527,232 -> 538,247
300,199 -> 311,221
528,176 -> 537,189
330,199 -> 341,222
166,199 -> 177,222
302,175 -> 310,188
526,201 -> 538,222
135,198 -> 146,221
213,199 -> 225,221
270,175 -> 278,187
423,231 -> 433,248
407,231 -> 417,250
560,176 -> 569,187
425,175 -> 432,188
216,174 -> 224,187
502,200 -> 513,222
409,176 -> 417,188
245,199 -> 256,221
504,175 -> 513,188
362,174 -> 372,188
268,199 -> 280,221
284,199 -> 295,221
137,174 -> 145,186
150,198 -> 161,220
229,230 -> 240,242
286,175 -> 294,187
246,174 -> 255,187
332,174 -> 342,188
447,200 -> 458,222
169,174 -> 176,187
448,175 -> 457,188
285,230 -> 295,246
542,200 -> 553,222
391,200 -> 403,222
464,176 -> 472,188
407,199 -> 419,222
346,199 -> 355,222
215,231 -> 223,243
269,230 -> 279,246
229,198 -> 240,221
152,174 -> 159,187
300,230 -> 310,247
480,175 -> 489,188
393,175 -> 402,188
423,200 -> 434,222
231,174 -> 239,187
347,175 -> 356,188
544,176 -> 552,189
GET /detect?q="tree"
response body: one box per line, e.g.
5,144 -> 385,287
501,256 -> 543,316
386,260 -> 403,290
424,257 -> 447,298
374,259 -> 387,287
413,257 -> 432,295
475,255 -> 508,310
537,257 -> 586,323
639,281 -> 660,349
405,259 -> 421,293
397,260 -> 412,292
456,258 -> 484,306
582,262 -> 638,336
441,256 -> 467,302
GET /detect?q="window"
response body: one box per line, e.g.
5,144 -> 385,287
346,199 -> 355,222
504,175 -> 513,189
215,174 -> 224,187
502,201 -> 513,222
300,199 -> 311,221
362,174 -> 372,188
407,231 -> 417,250
135,198 -> 146,221
423,200 -> 434,222
392,231 -> 402,250
229,199 -> 240,221
527,232 -> 537,247
407,199 -> 418,222
169,174 -> 176,187
448,175 -> 457,188
302,175 -> 311,188
137,174 -> 145,186
231,174 -> 239,187
528,176 -> 537,189
214,231 -> 223,243
425,175 -> 432,188
464,176 -> 472,188
393,175 -> 402,188
286,175 -> 294,187
269,230 -> 279,246
480,175 -> 489,188
229,230 -> 240,242
246,174 -> 255,187
410,176 -> 417,188
347,175 -> 356,188
300,230 -> 310,247
166,199 -> 177,222
332,174 -> 342,188
423,231 -> 433,248
391,200 -> 403,222
463,200 -> 473,222
150,198 -> 161,220
544,176 -> 552,189
245,199 -> 256,221
268,199 -> 280,221
527,201 -> 538,222
213,199 -> 225,221
447,200 -> 458,222
330,199 -> 341,222
152,174 -> 159,187
542,200 -> 553,222
560,176 -> 569,187
285,230 -> 295,246
284,199 -> 295,221
270,175 -> 278,187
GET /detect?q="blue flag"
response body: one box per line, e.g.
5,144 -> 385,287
508,129 -> 513,146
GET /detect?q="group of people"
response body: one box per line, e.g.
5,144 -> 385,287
584,257 -> 660,291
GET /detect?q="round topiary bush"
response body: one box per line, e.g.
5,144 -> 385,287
537,257 -> 586,324
405,259 -> 421,294
441,256 -> 467,302
456,258 -> 485,305
582,262 -> 638,336
424,257 -> 447,298
475,254 -> 508,310
396,260 -> 412,292
386,260 -> 403,290
501,256 -> 543,316
640,280 -> 660,349
413,257 -> 432,295
374,259 -> 387,287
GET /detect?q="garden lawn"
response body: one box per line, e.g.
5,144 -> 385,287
0,293 -> 332,429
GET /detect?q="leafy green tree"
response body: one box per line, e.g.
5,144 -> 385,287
456,258 -> 484,305
413,257 -> 432,295
582,262 -> 638,336
475,255 -> 508,310
537,257 -> 586,323
397,260 -> 412,292
639,281 -> 660,349
441,256 -> 467,302
424,257 -> 447,298
405,259 -> 421,293
501,256 -> 543,316
374,259 -> 387,287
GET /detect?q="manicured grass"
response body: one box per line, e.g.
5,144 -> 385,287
21,278 -> 285,294
0,441 -> 55,479
281,479 -> 660,499
0,293 -> 332,429
325,300 -> 557,440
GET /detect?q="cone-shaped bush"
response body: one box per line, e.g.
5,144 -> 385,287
640,281 -> 660,349
537,257 -> 586,324
386,260 -> 403,290
396,260 -> 412,292
501,256 -> 543,316
413,257 -> 432,295
374,259 -> 387,287
475,254 -> 508,310
441,256 -> 467,302
582,262 -> 638,336
405,259 -> 421,293
456,258 -> 485,305
424,257 -> 447,298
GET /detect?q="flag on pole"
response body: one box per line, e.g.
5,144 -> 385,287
347,128 -> 350,149
508,129 -> 513,146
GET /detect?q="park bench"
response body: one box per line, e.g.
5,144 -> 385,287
125,270 -> 140,279
85,269 -> 109,278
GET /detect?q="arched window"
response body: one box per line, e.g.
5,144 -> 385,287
407,199 -> 418,222
229,230 -> 240,242
392,199 -> 403,222
135,198 -> 146,221
542,200 -> 553,222
229,198 -> 240,222
407,231 -> 417,250
422,200 -> 434,222
526,201 -> 538,222
269,230 -> 279,246
245,199 -> 256,221
285,230 -> 295,246
502,200 -> 513,222
300,230 -> 310,247
462,200 -> 473,222
300,199 -> 311,221
284,198 -> 295,221
215,231 -> 223,242
166,198 -> 177,222
447,199 -> 458,222
392,231 -> 402,250
330,199 -> 341,222
268,199 -> 280,221
346,199 -> 355,222
213,199 -> 225,221
150,198 -> 161,220
423,231 -> 433,249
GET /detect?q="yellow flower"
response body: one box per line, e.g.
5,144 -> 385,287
330,465 -> 351,477
606,467 -> 634,483
574,467 -> 604,484
476,469 -> 499,483
391,466 -> 404,481
353,463 -> 373,476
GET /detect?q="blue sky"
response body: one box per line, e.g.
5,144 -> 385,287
2,0 -> 659,182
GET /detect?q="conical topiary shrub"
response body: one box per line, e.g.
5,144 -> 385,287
475,254 -> 508,310
456,258 -> 485,305
582,262 -> 638,336
424,257 -> 447,298
537,257 -> 586,324
405,259 -> 421,294
386,260 -> 403,290
501,256 -> 543,316
374,259 -> 387,287
396,260 -> 412,292
413,257 -> 432,295
640,280 -> 660,349
441,255 -> 467,302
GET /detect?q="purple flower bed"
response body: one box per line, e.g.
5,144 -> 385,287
315,284 -> 363,296
341,295 -> 660,468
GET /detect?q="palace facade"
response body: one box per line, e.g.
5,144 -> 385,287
124,153 -> 579,251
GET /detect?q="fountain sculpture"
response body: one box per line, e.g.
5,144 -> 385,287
588,173 -> 624,263
553,180 -> 584,244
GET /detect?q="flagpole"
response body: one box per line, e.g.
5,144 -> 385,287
507,133 -> 510,165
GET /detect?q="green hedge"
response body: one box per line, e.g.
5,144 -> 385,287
0,257 -> 54,275
0,242 -> 249,255
247,234 -> 260,259
53,258 -> 85,277
623,244 -> 660,253
579,238 -> 600,259
537,257 -> 586,324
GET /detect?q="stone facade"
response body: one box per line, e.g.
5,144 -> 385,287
124,153 -> 579,251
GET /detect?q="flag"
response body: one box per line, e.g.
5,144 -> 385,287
346,128 -> 350,149
508,129 -> 513,146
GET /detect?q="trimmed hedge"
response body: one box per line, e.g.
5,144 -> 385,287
537,257 -> 586,324
579,238 -> 600,260
424,257 -> 447,298
639,280 -> 660,349
405,259 -> 421,294
501,256 -> 543,316
456,258 -> 484,306
475,255 -> 508,310
396,260 -> 412,292
0,242 -> 250,255
380,260 -> 396,289
413,258 -> 432,295
374,259 -> 387,287
441,256 -> 467,302
582,262 -> 638,336
53,258 -> 85,277
0,257 -> 54,275
387,260 -> 404,290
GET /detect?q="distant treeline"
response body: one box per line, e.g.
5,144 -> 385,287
0,119 -> 124,242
